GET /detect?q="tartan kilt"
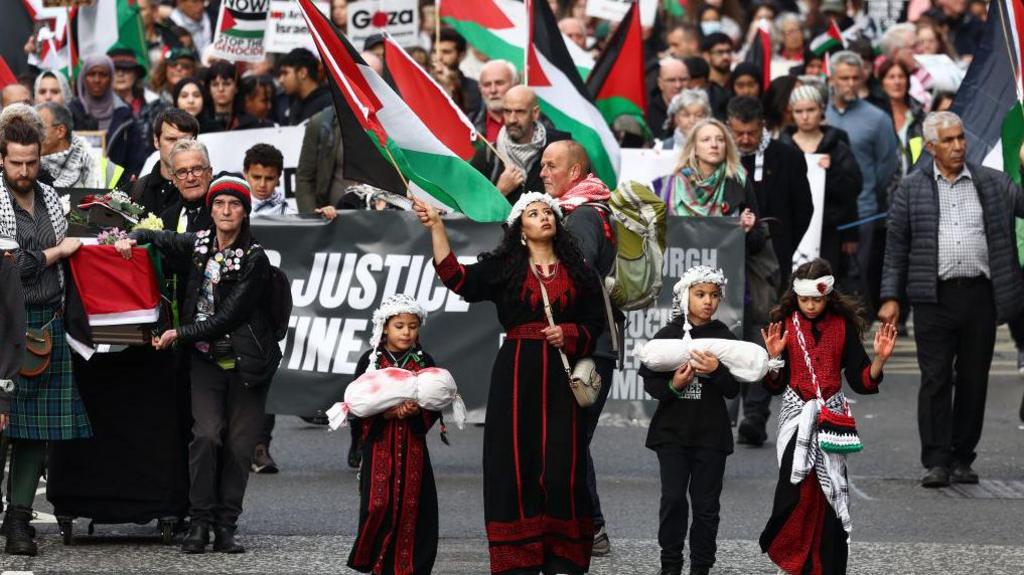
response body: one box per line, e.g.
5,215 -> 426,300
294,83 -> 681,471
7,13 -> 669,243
8,307 -> 92,440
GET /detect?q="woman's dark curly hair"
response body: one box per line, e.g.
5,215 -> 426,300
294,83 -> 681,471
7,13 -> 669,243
478,208 -> 594,303
770,258 -> 867,336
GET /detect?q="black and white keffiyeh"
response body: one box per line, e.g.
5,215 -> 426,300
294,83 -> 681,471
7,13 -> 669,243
0,176 -> 68,291
42,136 -> 94,188
496,121 -> 547,175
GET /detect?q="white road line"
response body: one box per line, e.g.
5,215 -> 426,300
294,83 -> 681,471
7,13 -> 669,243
848,479 -> 875,501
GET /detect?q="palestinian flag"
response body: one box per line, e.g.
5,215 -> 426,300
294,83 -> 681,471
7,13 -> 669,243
587,1 -> 649,137
381,37 -> 478,161
527,0 -> 620,187
68,246 -> 162,326
296,0 -> 509,222
440,0 -> 594,80
216,3 -> 267,39
0,55 -> 16,89
77,0 -> 148,70
810,20 -> 845,57
745,18 -> 772,91
664,0 -> 687,18
22,0 -> 79,77
952,0 -> 1024,261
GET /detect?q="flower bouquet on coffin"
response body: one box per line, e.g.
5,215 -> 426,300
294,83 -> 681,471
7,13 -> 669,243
77,190 -> 145,229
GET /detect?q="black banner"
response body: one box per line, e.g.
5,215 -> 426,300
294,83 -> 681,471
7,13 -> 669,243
253,212 -> 745,420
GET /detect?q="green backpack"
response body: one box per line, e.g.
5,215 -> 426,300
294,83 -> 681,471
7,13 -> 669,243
605,181 -> 667,311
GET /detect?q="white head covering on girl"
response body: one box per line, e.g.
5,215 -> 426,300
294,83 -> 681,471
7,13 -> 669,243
671,265 -> 728,342
504,191 -> 563,227
792,275 -> 835,297
366,294 -> 427,372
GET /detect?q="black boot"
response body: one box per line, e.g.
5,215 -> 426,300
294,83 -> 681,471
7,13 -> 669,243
657,566 -> 683,575
181,522 -> 210,554
3,505 -> 37,556
689,567 -> 710,575
213,525 -> 245,553
0,509 -> 36,538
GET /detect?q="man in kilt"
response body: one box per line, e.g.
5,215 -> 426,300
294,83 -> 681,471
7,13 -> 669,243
0,104 -> 92,556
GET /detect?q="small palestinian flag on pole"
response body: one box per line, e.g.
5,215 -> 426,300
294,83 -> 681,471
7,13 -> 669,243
587,0 -> 649,137
810,20 -> 845,57
744,18 -> 772,91
526,0 -> 621,187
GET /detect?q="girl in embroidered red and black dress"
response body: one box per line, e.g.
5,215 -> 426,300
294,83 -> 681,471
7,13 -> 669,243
415,192 -> 606,575
758,259 -> 896,575
347,294 -> 441,575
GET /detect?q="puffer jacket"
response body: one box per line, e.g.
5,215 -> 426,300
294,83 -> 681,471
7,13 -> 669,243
131,226 -> 282,386
880,161 -> 1024,322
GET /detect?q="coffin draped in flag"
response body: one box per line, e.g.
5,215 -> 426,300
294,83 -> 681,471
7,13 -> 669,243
296,0 -> 510,222
527,0 -> 621,187
68,245 -> 161,326
587,0 -> 649,137
950,0 -> 1024,260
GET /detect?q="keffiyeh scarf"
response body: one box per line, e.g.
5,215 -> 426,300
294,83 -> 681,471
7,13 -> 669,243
496,122 -> 547,175
669,164 -> 732,217
42,136 -> 93,188
777,386 -> 852,540
556,173 -> 611,214
252,189 -> 287,215
0,177 -> 68,292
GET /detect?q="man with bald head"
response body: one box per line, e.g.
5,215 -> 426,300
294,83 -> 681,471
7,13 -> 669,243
470,85 -> 568,204
473,59 -> 517,143
1,84 -> 32,109
540,138 -> 620,557
558,17 -> 587,49
647,57 -> 690,139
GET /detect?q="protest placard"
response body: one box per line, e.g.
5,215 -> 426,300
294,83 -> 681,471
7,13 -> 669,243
347,0 -> 421,49
211,0 -> 271,63
265,0 -> 329,54
584,0 -> 658,27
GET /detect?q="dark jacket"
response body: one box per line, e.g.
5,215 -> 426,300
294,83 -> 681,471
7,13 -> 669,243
68,98 -> 133,144
106,116 -> 149,180
132,226 -> 282,386
646,89 -> 671,140
469,127 -> 571,205
778,125 -> 862,268
640,318 -> 740,453
286,85 -> 333,126
130,160 -> 179,217
458,73 -> 482,118
565,204 -> 620,360
0,247 -> 25,414
295,106 -> 340,213
741,139 -> 814,281
881,161 -> 1024,322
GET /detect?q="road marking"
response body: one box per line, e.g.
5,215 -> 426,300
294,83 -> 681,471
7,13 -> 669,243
848,479 -> 874,501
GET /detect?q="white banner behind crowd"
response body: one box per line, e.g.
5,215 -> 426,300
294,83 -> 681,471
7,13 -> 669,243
211,0 -> 272,62
585,0 -> 659,27
265,0 -> 329,54
792,153 -> 825,269
347,0 -> 421,49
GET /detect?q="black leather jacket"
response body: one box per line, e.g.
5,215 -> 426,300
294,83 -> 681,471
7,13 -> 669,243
131,225 -> 282,387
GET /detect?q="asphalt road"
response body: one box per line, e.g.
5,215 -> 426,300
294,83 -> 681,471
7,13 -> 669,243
4,327 -> 1024,574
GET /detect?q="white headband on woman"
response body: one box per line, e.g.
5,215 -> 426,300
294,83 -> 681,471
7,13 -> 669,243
366,294 -> 427,372
505,191 -> 563,227
792,275 -> 835,297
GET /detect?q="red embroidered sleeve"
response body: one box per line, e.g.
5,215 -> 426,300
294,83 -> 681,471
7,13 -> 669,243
859,365 -> 882,393
559,323 -> 592,357
434,252 -> 466,293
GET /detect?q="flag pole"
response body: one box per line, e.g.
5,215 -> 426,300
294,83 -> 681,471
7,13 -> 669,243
434,0 -> 442,53
482,138 -> 513,167
994,0 -> 1024,123
523,0 -> 531,85
380,143 -> 412,199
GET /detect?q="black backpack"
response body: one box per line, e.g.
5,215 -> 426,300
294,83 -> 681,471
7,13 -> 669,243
264,266 -> 293,341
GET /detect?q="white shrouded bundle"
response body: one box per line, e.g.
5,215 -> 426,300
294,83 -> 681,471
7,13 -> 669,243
325,367 -> 466,431
633,338 -> 776,383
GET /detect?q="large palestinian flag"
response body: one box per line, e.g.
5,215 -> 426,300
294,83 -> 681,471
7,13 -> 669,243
440,0 -> 594,80
587,0 -> 649,137
296,0 -> 509,222
952,0 -> 1024,260
527,0 -> 620,187
744,18 -> 772,91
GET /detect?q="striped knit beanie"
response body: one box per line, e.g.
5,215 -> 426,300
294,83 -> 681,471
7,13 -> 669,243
789,85 -> 824,108
206,175 -> 252,214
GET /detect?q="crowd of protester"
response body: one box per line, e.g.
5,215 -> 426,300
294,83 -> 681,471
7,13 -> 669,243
3,1 -> 1024,574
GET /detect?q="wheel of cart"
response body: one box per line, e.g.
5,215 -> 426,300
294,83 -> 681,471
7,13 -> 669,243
57,515 -> 74,545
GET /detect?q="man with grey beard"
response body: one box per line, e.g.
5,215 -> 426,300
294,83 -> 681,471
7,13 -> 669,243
473,59 -> 517,143
470,85 -> 569,205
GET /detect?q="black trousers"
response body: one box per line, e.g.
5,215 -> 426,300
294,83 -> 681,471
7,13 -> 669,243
655,446 -> 728,569
189,357 -> 269,528
584,356 -> 614,530
258,414 -> 275,448
913,278 -> 996,469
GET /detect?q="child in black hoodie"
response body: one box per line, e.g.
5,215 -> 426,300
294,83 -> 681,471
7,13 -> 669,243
639,265 -> 739,575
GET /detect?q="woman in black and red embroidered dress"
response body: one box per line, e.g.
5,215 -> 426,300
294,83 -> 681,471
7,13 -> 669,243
415,192 -> 605,575
347,294 -> 440,575
758,259 -> 896,575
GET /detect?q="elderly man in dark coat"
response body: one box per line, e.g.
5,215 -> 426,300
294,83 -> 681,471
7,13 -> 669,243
879,111 -> 1024,489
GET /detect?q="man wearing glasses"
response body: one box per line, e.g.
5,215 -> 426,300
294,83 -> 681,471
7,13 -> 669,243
161,139 -> 215,234
647,57 -> 691,140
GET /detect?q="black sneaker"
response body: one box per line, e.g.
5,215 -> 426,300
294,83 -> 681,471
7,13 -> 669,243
737,419 -> 767,447
921,466 -> 950,488
950,464 -> 979,484
592,526 -> 610,556
251,444 -> 279,474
